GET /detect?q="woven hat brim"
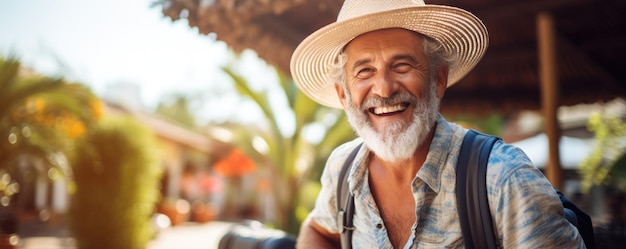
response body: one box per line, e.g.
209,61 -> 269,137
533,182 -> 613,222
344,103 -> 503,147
290,5 -> 488,109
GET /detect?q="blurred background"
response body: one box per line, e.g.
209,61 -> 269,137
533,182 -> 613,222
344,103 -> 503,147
0,0 -> 625,248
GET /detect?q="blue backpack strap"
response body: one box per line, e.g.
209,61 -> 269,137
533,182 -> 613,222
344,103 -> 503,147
456,130 -> 500,249
337,143 -> 361,249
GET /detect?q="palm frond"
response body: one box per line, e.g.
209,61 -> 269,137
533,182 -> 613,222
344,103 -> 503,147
221,66 -> 288,167
316,113 -> 355,152
293,91 -> 319,132
277,69 -> 298,107
0,57 -> 20,94
0,77 -> 65,118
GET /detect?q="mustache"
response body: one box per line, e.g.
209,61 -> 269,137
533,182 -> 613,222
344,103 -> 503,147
361,92 -> 418,111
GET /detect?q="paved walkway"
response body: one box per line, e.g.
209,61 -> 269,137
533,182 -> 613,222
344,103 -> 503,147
18,222 -> 233,249
148,221 -> 232,249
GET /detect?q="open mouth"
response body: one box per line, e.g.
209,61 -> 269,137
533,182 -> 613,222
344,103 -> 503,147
369,102 -> 410,116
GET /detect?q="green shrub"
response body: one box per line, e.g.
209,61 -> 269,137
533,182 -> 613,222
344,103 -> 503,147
69,116 -> 162,249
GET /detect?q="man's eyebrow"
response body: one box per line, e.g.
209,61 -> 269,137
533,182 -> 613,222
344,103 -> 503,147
350,58 -> 371,72
392,54 -> 419,64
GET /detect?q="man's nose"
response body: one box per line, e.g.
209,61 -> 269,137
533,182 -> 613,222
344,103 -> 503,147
370,71 -> 397,98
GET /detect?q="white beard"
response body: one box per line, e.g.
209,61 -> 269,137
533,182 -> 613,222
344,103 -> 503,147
344,82 -> 440,163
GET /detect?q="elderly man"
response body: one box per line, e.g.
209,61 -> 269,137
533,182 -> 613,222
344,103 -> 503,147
290,0 -> 586,248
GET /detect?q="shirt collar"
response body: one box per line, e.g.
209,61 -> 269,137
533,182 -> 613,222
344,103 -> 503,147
350,115 -> 454,194
416,115 -> 453,193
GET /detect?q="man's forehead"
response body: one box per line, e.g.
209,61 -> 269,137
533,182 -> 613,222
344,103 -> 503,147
348,29 -> 422,49
344,30 -> 426,63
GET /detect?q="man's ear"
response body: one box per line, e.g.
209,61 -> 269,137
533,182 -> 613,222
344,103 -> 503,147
435,65 -> 449,99
334,84 -> 347,108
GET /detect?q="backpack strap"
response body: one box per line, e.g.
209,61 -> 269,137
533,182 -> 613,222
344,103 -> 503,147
456,130 -> 500,249
337,144 -> 361,249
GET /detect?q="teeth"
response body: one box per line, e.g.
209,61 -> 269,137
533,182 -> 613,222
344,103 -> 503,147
373,104 -> 406,115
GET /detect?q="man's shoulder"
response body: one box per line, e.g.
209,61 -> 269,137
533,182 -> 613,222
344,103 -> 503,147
489,140 -> 533,166
327,138 -> 364,167
486,139 -> 542,183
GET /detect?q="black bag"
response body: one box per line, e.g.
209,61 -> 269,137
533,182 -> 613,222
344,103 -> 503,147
218,220 -> 296,249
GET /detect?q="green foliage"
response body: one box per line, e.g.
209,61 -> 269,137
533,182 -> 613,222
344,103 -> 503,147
221,65 -> 355,233
295,181 -> 321,223
69,116 -> 163,249
447,113 -> 504,136
0,55 -> 101,173
579,112 -> 626,192
608,153 -> 626,190
155,93 -> 200,130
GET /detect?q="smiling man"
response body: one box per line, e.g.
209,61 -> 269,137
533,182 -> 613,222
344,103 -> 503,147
338,29 -> 444,166
290,0 -> 586,248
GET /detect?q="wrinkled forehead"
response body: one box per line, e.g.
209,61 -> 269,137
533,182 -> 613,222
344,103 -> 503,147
342,29 -> 428,65
343,28 -> 426,52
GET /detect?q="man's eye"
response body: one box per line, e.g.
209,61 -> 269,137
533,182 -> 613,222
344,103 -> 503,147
356,68 -> 375,78
394,63 -> 412,72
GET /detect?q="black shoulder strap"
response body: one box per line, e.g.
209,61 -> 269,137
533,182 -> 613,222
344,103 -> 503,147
456,130 -> 500,249
337,144 -> 361,249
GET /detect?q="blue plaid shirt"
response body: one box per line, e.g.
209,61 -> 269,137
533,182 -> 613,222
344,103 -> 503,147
307,116 -> 585,248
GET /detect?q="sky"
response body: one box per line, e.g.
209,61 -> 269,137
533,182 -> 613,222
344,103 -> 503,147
0,0 -> 283,126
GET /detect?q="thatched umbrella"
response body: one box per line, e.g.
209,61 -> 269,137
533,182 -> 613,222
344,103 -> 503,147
159,0 -> 626,188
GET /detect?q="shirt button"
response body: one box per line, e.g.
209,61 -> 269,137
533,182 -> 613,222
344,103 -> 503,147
376,223 -> 383,229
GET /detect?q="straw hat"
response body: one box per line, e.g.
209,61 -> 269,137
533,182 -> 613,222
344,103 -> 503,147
290,0 -> 488,109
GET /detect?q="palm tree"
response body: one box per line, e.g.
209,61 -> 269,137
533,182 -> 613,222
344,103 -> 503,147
221,65 -> 355,233
0,55 -> 101,196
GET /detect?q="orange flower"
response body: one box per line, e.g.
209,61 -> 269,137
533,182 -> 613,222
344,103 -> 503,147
90,99 -> 104,120
213,148 -> 256,177
63,116 -> 86,138
33,98 -> 45,113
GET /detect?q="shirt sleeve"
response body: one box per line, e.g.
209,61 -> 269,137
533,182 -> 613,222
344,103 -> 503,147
490,142 -> 586,248
307,140 -> 362,234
